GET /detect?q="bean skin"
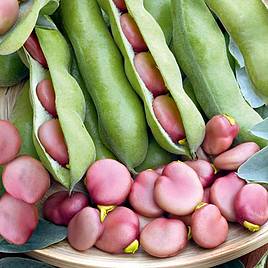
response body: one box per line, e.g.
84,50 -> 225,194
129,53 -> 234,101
0,120 -> 21,165
185,160 -> 215,188
202,115 -> 240,156
154,161 -> 203,215
140,218 -> 188,258
36,79 -> 57,117
3,155 -> 50,204
0,193 -> 38,245
0,0 -> 19,35
153,95 -> 185,143
113,0 -> 126,11
134,52 -> 167,97
43,191 -> 89,225
191,204 -> 228,249
202,188 -> 210,204
24,32 -> 48,68
68,207 -> 103,251
95,206 -> 140,254
129,170 -> 163,218
214,142 -> 260,170
210,172 -> 246,222
235,184 -> 268,231
86,159 -> 133,206
120,13 -> 148,53
38,119 -> 69,166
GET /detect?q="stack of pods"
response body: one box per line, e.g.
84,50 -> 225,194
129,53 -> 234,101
0,120 -> 50,245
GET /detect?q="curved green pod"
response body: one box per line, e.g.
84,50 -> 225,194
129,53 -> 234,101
0,0 -> 59,55
135,136 -> 177,173
98,0 -> 205,158
60,0 -> 148,169
70,56 -> 116,161
10,81 -> 38,159
172,0 -> 267,147
24,16 -> 96,190
206,0 -> 268,104
0,53 -> 28,87
143,0 -> 172,45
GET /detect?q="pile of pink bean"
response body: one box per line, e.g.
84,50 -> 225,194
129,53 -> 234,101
0,120 -> 50,245
41,114 -> 268,258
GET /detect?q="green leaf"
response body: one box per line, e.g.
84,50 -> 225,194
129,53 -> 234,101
0,218 -> 67,253
238,146 -> 268,185
251,117 -> 268,140
0,257 -> 54,268
216,259 -> 245,268
255,250 -> 268,268
255,105 -> 268,119
262,0 -> 268,9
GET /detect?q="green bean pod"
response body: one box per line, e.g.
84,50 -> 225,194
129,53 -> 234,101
135,136 -> 177,173
70,55 -> 116,161
24,16 -> 96,190
206,0 -> 268,103
10,81 -> 38,159
0,0 -> 59,55
143,0 -> 172,45
60,0 -> 148,169
0,53 -> 28,87
98,0 -> 205,158
172,0 -> 267,147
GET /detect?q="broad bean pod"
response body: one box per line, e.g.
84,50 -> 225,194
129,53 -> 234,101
0,53 -> 28,87
70,55 -> 116,161
10,81 -> 38,159
99,0 -> 205,158
60,0 -> 148,169
0,0 -> 59,55
206,0 -> 268,103
24,16 -> 95,190
172,0 -> 267,148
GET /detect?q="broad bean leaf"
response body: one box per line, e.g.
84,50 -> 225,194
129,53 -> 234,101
0,218 -> 67,253
0,258 -> 54,268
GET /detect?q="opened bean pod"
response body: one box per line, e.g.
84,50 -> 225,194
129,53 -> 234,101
85,159 -> 133,221
206,0 -> 268,103
98,0 -> 205,158
23,16 -> 95,190
60,0 -> 148,170
172,0 -> 268,148
0,0 -> 59,55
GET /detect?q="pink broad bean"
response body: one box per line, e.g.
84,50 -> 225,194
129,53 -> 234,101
153,95 -> 186,143
154,161 -> 203,216
210,172 -> 246,222
95,206 -> 140,254
234,184 -> 268,232
136,213 -> 155,232
113,0 -> 127,11
154,165 -> 165,175
129,170 -> 163,218
38,119 -> 69,166
202,115 -> 239,155
202,188 -> 210,203
134,52 -> 167,97
185,160 -> 216,188
0,0 -> 19,35
0,193 -> 38,245
3,155 -> 50,204
86,159 -> 133,220
120,13 -> 147,52
68,207 -> 103,251
169,214 -> 192,227
191,204 -> 228,249
24,32 -> 48,68
214,142 -> 260,171
140,218 -> 188,258
43,191 -> 89,225
36,79 -> 57,117
0,120 -> 21,165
